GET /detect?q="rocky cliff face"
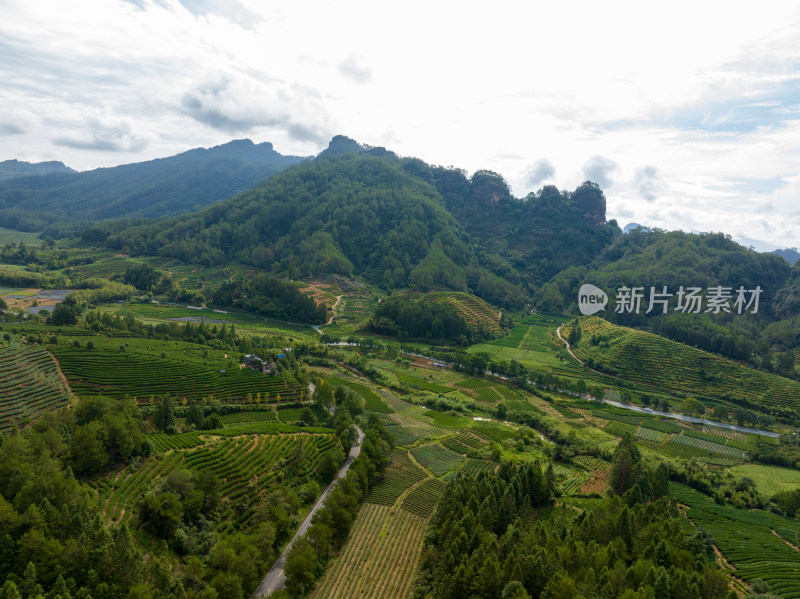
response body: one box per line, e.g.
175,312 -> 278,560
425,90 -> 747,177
572,181 -> 606,227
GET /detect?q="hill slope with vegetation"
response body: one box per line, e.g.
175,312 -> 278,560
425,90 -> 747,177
0,139 -> 306,234
564,316 -> 800,420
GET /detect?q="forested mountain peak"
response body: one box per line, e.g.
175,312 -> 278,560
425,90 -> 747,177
0,139 -> 309,234
86,141 -> 622,306
0,158 -> 74,181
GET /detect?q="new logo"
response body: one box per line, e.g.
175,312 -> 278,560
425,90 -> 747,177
578,284 -> 608,316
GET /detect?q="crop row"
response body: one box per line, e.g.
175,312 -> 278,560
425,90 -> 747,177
635,426 -> 668,442
472,421 -> 517,443
572,455 -> 610,472
683,429 -> 729,445
50,344 -> 302,401
0,344 -> 71,430
604,420 -> 637,437
672,483 -> 800,598
670,433 -> 747,460
203,422 -> 334,436
420,292 -> 501,333
457,459 -> 496,477
640,418 -> 683,434
310,503 -> 428,599
147,432 -> 204,452
401,478 -> 446,518
410,444 -> 465,477
217,410 -> 279,425
365,451 -> 427,506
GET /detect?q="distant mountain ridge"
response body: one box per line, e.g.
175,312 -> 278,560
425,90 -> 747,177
773,247 -> 800,266
0,159 -> 74,182
0,139 -> 308,234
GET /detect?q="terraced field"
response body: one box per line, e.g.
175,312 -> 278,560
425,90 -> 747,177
50,338 -> 302,401
673,483 -> 800,598
419,291 -> 501,333
98,432 -> 336,531
567,317 -> 800,412
0,343 -> 72,430
365,451 -> 427,506
410,444 -> 465,476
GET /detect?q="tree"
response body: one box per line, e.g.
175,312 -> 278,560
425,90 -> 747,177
313,380 -> 334,412
153,395 -> 176,432
610,433 -> 642,495
654,567 -> 670,599
284,538 -> 318,597
318,444 -> 345,482
681,397 -> 704,416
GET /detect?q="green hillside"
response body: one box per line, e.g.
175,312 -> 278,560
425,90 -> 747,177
0,342 -> 73,430
0,139 -> 306,233
565,316 -> 800,418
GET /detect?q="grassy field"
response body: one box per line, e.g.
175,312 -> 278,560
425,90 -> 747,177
729,464 -> 800,496
49,335 -> 304,402
0,227 -> 42,246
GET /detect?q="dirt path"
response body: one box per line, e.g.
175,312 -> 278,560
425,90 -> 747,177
556,324 -> 623,382
772,529 -> 800,551
326,295 -> 343,325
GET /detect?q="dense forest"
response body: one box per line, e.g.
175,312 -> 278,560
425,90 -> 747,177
212,274 -> 327,324
367,296 -> 477,344
80,140 -> 618,308
412,438 -> 731,599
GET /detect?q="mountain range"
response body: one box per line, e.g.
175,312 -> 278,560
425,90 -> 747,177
0,139 -> 308,234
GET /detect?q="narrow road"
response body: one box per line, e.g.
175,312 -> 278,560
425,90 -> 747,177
326,295 -> 343,325
251,426 -> 365,598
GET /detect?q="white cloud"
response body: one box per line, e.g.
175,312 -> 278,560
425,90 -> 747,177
583,156 -> 618,189
523,159 -> 555,189
52,108 -> 148,152
338,56 -> 372,84
0,110 -> 36,135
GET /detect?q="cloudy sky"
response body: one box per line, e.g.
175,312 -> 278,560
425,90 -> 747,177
1,0 -> 799,249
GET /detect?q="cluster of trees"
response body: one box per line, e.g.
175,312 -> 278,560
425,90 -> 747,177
212,274 -> 327,324
367,296 -> 475,344
0,398 -> 166,598
750,433 -> 800,469
277,415 -> 394,598
412,462 -> 733,599
0,241 -> 98,272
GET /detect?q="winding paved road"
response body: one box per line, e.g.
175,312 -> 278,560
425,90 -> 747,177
251,425 -> 365,598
